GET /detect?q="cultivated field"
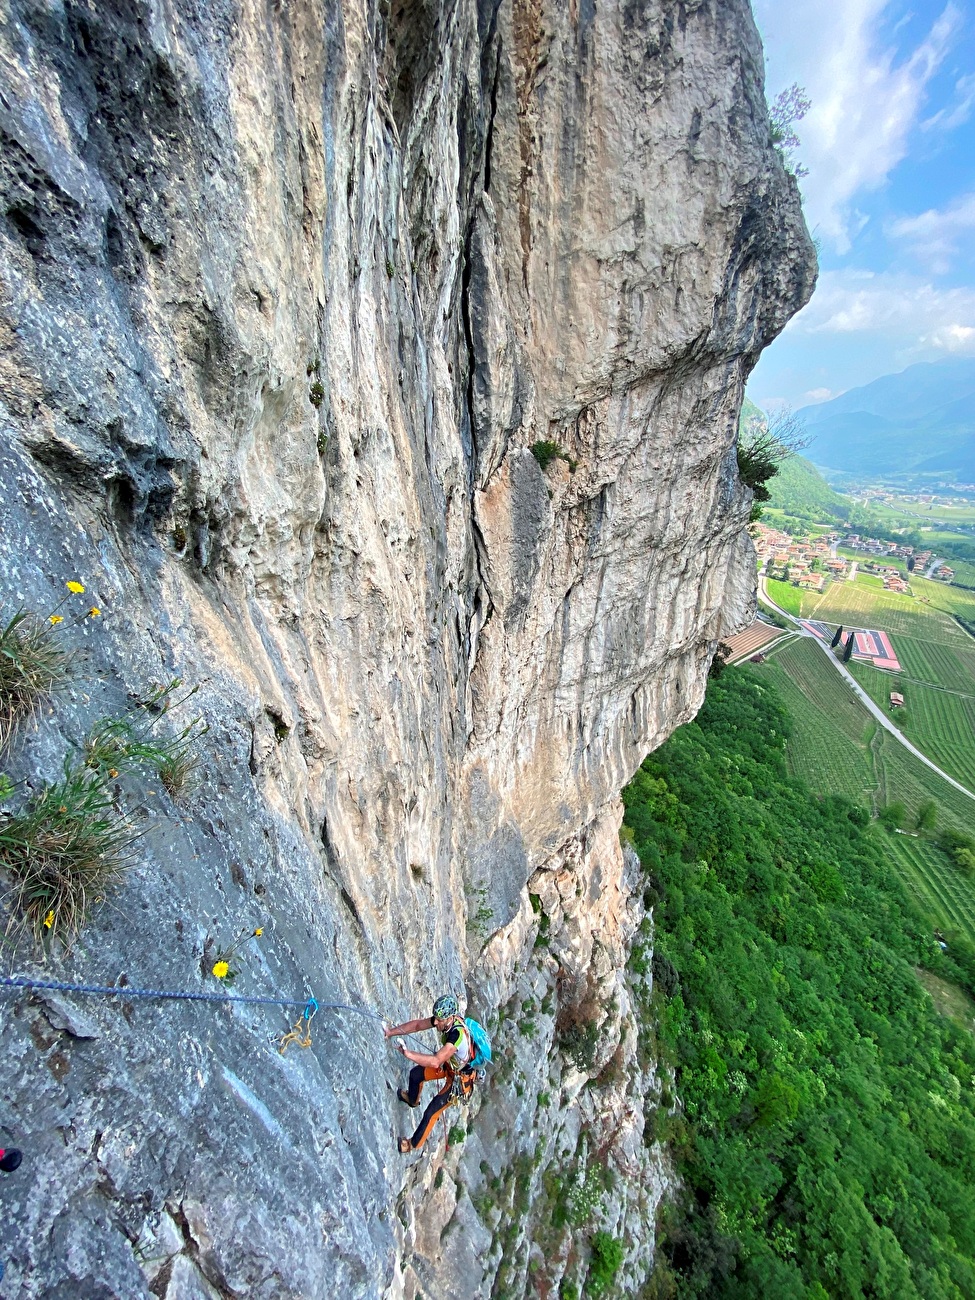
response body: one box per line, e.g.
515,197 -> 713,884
781,573 -> 975,795
764,578 -> 805,617
757,636 -> 975,943
885,834 -> 975,947
804,582 -> 971,643
722,620 -> 786,662
848,662 -> 975,795
762,638 -> 975,829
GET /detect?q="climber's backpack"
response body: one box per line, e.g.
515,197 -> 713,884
465,1017 -> 492,1071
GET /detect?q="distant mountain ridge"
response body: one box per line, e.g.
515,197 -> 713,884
797,358 -> 975,479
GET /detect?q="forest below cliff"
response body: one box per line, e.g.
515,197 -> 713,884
623,672 -> 975,1298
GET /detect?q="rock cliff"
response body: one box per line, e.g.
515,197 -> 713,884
0,0 -> 814,1295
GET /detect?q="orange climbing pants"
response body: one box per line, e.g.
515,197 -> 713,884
405,1065 -> 456,1150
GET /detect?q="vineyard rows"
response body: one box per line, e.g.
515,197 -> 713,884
885,835 -> 975,947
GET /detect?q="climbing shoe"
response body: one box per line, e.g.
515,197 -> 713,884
397,1088 -> 418,1108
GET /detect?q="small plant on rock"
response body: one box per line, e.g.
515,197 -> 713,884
211,924 -> 264,983
0,582 -> 95,750
737,407 -> 808,502
82,679 -> 207,800
0,759 -> 140,943
768,83 -> 811,179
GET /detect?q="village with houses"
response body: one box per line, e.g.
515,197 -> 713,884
751,522 -> 956,593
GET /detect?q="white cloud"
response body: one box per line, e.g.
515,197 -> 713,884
787,268 -> 975,343
803,387 -> 836,402
922,71 -> 975,131
889,192 -> 975,273
753,1 -> 960,250
924,323 -> 975,352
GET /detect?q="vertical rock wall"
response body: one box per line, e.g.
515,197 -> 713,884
0,0 -> 814,1295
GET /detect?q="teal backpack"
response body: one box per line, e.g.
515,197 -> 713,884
465,1018 -> 492,1071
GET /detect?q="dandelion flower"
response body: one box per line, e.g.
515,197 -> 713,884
49,614 -> 64,625
43,911 -> 54,929
212,961 -> 230,979
254,927 -> 263,937
108,768 -> 119,779
65,581 -> 85,594
88,607 -> 101,618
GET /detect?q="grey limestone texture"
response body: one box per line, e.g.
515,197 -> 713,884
0,0 -> 814,1295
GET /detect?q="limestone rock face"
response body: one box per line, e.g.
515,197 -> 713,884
0,0 -> 813,1295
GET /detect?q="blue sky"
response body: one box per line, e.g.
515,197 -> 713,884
748,0 -> 975,410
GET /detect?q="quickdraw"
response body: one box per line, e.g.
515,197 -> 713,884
278,998 -> 319,1054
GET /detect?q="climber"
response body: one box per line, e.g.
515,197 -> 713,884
386,994 -> 476,1154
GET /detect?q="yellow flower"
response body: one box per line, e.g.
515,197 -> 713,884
66,581 -> 85,594
49,615 -> 64,625
88,607 -> 101,618
212,961 -> 230,979
254,927 -> 263,937
43,910 -> 54,929
108,768 -> 119,779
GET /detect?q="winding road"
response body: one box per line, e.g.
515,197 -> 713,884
757,572 -> 975,804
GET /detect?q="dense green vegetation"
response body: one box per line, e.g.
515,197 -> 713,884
623,671 -> 975,1298
766,454 -> 848,525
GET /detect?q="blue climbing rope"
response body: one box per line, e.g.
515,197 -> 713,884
0,974 -> 384,1026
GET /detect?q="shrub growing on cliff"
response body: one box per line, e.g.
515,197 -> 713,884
737,407 -> 808,502
530,440 -> 577,473
83,680 -> 207,800
586,1232 -> 624,1297
768,83 -> 811,178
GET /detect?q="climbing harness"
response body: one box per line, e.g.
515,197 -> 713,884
278,998 -> 318,1054
0,975 -> 383,1055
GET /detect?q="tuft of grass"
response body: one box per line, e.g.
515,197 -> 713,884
447,1125 -> 466,1146
82,680 -> 207,797
158,745 -> 200,799
0,761 -> 140,942
0,611 -> 72,752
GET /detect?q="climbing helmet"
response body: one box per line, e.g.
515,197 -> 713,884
432,994 -> 458,1020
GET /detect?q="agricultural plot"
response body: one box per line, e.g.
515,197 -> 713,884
895,637 -> 975,695
869,723 -> 975,835
764,578 -> 805,617
845,665 -> 975,795
760,641 -> 879,803
802,576 -> 975,794
722,620 -> 786,662
885,835 -> 975,947
911,574 -> 975,624
753,638 -> 975,938
808,584 -> 970,644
